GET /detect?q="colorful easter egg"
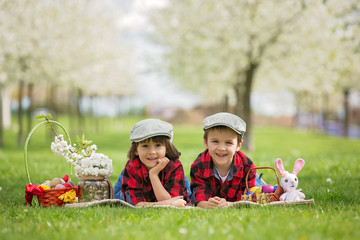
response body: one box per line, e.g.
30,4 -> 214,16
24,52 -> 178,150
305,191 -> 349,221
273,185 -> 278,191
55,184 -> 65,189
261,185 -> 275,193
41,180 -> 51,187
50,178 -> 62,188
249,187 -> 260,193
246,191 -> 254,195
62,183 -> 72,188
254,188 -> 262,194
39,185 -> 50,191
68,181 -> 75,187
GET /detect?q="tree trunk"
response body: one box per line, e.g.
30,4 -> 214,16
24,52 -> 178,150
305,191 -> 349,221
234,69 -> 244,117
233,62 -> 258,152
68,88 -> 76,135
47,84 -> 57,116
222,94 -> 229,112
321,92 -> 329,133
27,83 -> 34,134
241,63 -> 257,152
77,88 -> 84,134
293,92 -> 301,128
17,80 -> 25,147
91,95 -> 100,134
343,88 -> 350,137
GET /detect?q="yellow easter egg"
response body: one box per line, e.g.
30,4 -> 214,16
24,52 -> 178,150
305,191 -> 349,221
39,184 -> 50,190
250,187 -> 259,193
254,187 -> 262,194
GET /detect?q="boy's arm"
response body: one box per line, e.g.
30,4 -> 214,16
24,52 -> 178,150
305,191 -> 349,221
135,196 -> 186,208
190,162 -> 211,205
122,167 -> 147,205
150,158 -> 188,201
148,158 -> 171,201
162,159 -> 188,199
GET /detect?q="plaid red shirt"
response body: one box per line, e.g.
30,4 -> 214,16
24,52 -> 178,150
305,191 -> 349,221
121,157 -> 188,205
190,149 -> 256,205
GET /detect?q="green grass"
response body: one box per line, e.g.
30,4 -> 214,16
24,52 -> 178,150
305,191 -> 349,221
0,118 -> 359,240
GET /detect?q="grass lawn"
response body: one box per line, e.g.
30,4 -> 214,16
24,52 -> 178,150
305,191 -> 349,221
0,117 -> 359,240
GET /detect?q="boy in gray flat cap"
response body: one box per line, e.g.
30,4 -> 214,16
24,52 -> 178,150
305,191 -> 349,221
190,112 -> 257,208
113,119 -> 189,207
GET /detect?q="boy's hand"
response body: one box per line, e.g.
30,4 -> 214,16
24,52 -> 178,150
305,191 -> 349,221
162,196 -> 186,207
202,196 -> 229,208
149,157 -> 170,176
170,196 -> 187,208
215,197 -> 229,207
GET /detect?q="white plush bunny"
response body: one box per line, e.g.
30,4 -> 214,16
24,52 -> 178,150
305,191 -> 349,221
274,158 -> 305,201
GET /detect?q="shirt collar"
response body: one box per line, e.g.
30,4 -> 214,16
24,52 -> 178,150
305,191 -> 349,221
202,150 -> 243,180
213,165 -> 235,181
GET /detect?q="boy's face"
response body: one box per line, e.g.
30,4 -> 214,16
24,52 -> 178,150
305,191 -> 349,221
204,128 -> 242,169
136,139 -> 166,170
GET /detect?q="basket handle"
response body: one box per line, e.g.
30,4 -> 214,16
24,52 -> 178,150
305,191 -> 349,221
24,120 -> 72,185
245,167 -> 280,192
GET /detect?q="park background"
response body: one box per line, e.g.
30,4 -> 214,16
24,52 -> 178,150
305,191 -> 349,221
0,1 -> 359,240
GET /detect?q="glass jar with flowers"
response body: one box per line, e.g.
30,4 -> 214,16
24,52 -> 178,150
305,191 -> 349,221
42,114 -> 113,202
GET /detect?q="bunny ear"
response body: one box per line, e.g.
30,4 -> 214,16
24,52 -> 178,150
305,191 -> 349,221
275,158 -> 288,177
292,158 -> 305,175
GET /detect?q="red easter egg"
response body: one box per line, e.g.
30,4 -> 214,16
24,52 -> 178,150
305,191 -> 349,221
63,183 -> 72,188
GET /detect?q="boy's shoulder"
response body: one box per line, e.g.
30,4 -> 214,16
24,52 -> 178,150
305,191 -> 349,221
125,158 -> 141,168
234,150 -> 249,160
191,150 -> 207,163
165,157 -> 183,170
233,151 -> 254,168
190,150 -> 212,171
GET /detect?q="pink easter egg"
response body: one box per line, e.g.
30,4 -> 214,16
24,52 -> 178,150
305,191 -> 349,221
55,184 -> 65,189
261,185 -> 275,193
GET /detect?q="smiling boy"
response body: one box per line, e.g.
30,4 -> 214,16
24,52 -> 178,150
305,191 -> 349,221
190,112 -> 256,208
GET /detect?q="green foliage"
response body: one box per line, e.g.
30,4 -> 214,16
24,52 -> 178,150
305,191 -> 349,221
0,120 -> 359,240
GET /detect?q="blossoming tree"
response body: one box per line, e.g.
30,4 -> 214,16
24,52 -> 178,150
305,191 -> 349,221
0,0 -> 132,146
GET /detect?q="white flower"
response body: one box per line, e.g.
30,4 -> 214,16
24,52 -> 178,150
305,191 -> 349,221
326,178 -> 333,184
51,135 -> 113,179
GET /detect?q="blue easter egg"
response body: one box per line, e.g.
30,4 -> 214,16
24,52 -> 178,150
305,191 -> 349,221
273,185 -> 278,192
246,191 -> 254,195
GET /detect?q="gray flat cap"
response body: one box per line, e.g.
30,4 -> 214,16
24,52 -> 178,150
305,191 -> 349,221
203,112 -> 246,136
130,119 -> 173,143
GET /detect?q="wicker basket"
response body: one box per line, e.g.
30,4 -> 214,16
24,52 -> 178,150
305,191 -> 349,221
24,119 -> 75,207
37,187 -> 75,207
242,167 -> 284,204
